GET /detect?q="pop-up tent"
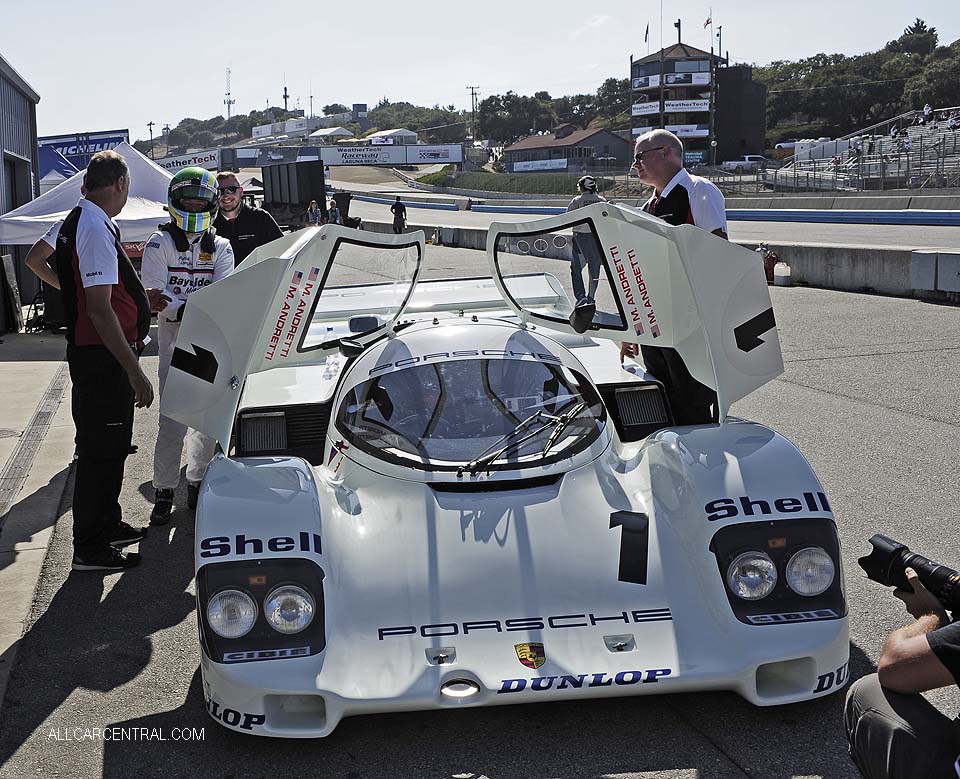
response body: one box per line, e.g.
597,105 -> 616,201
37,146 -> 79,194
0,142 -> 172,244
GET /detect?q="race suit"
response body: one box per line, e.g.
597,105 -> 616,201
140,228 -> 234,489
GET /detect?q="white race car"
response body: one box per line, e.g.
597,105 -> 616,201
162,203 -> 849,738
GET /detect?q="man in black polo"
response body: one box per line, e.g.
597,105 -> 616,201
54,150 -> 157,571
621,129 -> 728,425
213,171 -> 283,266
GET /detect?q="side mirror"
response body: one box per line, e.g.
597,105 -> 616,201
339,339 -> 366,358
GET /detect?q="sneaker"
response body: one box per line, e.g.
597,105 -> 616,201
187,482 -> 200,511
150,488 -> 174,526
108,520 -> 147,547
72,546 -> 141,572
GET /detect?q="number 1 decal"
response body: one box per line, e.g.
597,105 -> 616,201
609,511 -> 650,585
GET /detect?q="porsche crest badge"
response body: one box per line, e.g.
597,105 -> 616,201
515,642 -> 546,669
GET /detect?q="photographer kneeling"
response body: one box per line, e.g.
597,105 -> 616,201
845,567 -> 960,777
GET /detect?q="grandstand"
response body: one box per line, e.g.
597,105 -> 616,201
699,106 -> 960,194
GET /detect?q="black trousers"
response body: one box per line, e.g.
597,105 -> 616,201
67,344 -> 134,558
640,345 -> 718,425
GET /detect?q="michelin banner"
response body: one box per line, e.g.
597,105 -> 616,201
38,129 -> 129,168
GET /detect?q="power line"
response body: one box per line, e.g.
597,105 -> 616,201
466,85 -> 480,140
767,76 -> 910,94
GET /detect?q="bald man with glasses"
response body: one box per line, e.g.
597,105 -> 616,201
621,129 -> 728,424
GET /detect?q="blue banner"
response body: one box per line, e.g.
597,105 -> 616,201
37,130 -> 129,168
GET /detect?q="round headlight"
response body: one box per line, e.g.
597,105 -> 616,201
207,589 -> 258,638
264,586 -> 315,635
786,546 -> 836,596
726,551 -> 777,600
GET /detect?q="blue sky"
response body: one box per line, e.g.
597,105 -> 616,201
2,0 -> 957,141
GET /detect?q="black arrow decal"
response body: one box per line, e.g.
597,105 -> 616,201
171,343 -> 219,384
734,307 -> 776,353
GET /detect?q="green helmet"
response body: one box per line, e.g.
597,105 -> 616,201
168,167 -> 219,233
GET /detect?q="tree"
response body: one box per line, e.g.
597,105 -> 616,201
166,127 -> 189,148
323,103 -> 349,115
903,57 -> 960,109
194,130 -> 214,148
596,77 -> 631,119
893,18 -> 938,58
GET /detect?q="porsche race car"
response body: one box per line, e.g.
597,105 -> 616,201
161,203 -> 849,737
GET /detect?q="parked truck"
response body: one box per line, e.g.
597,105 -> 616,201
721,155 -> 769,174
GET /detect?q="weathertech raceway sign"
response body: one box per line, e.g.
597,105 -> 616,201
319,144 -> 463,166
155,149 -> 221,172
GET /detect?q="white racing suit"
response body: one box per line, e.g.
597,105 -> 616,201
140,228 -> 234,490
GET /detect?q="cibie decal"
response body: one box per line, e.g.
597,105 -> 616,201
265,266 -> 323,362
608,245 -> 660,338
497,668 -> 672,694
515,642 -> 546,669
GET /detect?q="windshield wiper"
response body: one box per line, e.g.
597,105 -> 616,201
461,410 -> 555,475
539,402 -> 588,456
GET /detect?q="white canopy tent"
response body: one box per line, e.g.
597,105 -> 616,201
0,142 -> 173,245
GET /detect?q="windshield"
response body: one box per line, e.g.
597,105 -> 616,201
336,358 -> 606,471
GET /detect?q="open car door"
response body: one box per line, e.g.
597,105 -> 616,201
160,225 -> 424,448
486,202 -> 782,418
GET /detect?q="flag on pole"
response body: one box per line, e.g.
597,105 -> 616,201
703,15 -> 712,28
644,23 -> 649,43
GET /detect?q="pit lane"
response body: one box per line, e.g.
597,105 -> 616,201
0,243 -> 958,779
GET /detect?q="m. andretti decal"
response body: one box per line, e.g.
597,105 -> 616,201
265,266 -> 322,361
608,245 -> 660,338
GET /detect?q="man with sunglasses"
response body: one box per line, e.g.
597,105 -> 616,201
621,129 -> 727,424
213,171 -> 282,266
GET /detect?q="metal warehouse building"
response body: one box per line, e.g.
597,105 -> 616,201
0,51 -> 40,332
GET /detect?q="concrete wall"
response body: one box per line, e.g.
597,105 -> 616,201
361,220 -> 920,297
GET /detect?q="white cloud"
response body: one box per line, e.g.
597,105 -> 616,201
569,14 -> 610,40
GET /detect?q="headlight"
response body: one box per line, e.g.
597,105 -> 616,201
207,589 -> 258,638
264,585 -> 315,634
726,551 -> 777,600
786,546 -> 836,596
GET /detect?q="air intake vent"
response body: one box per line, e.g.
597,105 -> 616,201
236,403 -> 332,465
616,386 -> 668,427
597,383 -> 673,442
240,412 -> 287,452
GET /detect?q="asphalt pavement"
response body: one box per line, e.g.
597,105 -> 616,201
0,243 -> 958,778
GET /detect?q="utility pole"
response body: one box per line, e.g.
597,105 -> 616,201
309,80 -> 314,118
224,67 -> 236,119
674,18 -> 681,45
283,82 -> 290,112
466,85 -> 480,140
716,26 -> 723,63
147,121 -> 155,159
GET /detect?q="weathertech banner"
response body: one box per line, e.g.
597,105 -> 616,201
155,149 -> 221,172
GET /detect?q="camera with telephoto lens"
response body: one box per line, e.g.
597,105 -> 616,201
858,534 -> 960,612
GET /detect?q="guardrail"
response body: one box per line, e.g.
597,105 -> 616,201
727,209 -> 960,226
